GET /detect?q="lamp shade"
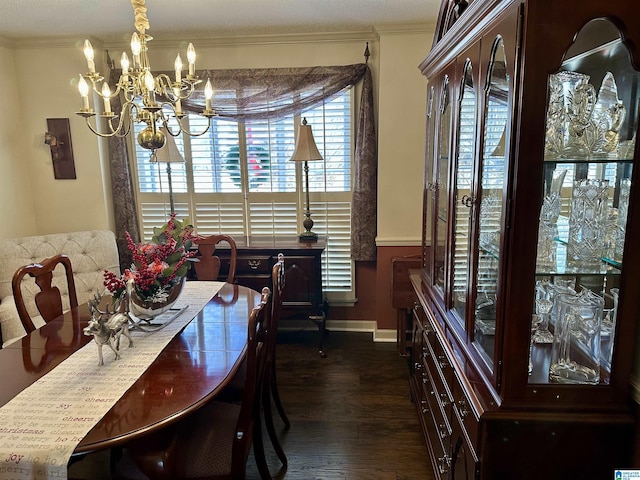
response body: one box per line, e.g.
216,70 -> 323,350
290,118 -> 323,162
152,127 -> 185,163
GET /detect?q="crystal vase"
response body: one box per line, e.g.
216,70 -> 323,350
549,289 -> 603,385
567,179 -> 610,270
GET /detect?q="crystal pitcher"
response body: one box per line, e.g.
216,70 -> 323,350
549,289 -> 603,384
545,71 -> 596,158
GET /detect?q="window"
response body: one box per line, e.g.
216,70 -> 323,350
131,89 -> 354,300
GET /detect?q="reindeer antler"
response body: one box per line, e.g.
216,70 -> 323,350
88,291 -> 117,318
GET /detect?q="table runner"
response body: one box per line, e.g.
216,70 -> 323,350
0,281 -> 224,480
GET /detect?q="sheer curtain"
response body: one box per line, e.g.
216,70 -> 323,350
108,63 -> 377,267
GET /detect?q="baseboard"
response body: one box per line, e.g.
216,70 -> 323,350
372,329 -> 397,343
279,318 -> 397,343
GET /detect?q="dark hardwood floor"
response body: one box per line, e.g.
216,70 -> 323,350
69,330 -> 434,479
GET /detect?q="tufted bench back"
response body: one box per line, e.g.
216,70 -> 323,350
0,230 -> 120,347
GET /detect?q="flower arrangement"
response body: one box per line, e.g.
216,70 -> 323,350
104,215 -> 196,304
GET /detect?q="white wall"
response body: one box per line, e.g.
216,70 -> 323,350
10,39 -> 112,235
1,28 -> 431,245
375,26 -> 432,246
0,39 -> 37,237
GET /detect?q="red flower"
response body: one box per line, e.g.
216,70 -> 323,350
148,259 -> 168,275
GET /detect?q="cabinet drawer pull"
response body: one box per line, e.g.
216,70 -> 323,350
437,455 -> 451,474
439,392 -> 450,406
248,259 -> 262,270
437,355 -> 448,369
457,397 -> 470,418
438,424 -> 448,439
421,399 -> 429,414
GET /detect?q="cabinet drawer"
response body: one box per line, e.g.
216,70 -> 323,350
236,255 -> 271,274
450,408 -> 479,480
421,358 -> 452,431
452,370 -> 480,452
420,368 -> 450,475
414,303 -> 430,330
423,336 -> 452,407
430,328 -> 455,388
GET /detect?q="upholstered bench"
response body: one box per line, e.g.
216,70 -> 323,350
0,230 -> 120,347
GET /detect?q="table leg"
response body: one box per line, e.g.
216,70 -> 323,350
309,313 -> 327,358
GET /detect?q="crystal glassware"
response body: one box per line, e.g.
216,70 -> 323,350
567,179 -> 610,270
614,178 -> 631,261
544,71 -> 596,158
549,289 -> 604,385
532,298 -> 554,343
592,72 -> 626,156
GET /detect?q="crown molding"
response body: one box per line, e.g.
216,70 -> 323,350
0,35 -> 13,48
102,29 -> 379,50
4,22 -> 432,51
374,21 -> 435,35
9,35 -> 94,50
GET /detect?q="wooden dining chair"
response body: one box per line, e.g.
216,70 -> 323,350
123,288 -> 273,480
11,254 -> 78,335
261,254 -> 290,464
193,234 -> 238,283
269,254 -> 290,427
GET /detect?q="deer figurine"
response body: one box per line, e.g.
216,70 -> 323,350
84,292 -> 134,366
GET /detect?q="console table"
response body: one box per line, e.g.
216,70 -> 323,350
193,236 -> 328,356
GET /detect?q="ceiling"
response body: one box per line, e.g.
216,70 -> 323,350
0,0 -> 440,41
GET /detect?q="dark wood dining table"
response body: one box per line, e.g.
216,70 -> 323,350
0,282 -> 261,455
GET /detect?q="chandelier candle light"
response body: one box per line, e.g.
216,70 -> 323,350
76,0 -> 216,153
290,118 -> 323,241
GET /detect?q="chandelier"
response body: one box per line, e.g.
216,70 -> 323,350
76,0 -> 216,152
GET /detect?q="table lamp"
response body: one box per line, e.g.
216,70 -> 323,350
151,127 -> 184,215
290,118 -> 323,241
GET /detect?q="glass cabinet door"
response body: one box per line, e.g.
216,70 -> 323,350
451,60 -> 477,328
528,19 -> 637,385
473,37 -> 510,366
434,74 -> 452,293
423,86 -> 436,279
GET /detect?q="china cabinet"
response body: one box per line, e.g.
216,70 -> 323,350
410,0 -> 640,478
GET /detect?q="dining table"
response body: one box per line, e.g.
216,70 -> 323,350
0,281 -> 261,478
